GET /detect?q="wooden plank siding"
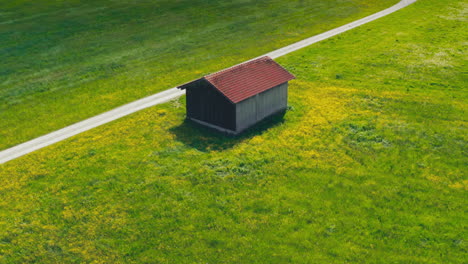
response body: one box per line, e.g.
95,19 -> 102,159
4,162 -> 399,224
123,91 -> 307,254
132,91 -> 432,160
235,82 -> 288,133
185,79 -> 236,131
235,94 -> 257,132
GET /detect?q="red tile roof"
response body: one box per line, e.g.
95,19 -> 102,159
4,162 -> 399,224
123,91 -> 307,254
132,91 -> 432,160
178,56 -> 295,104
205,56 -> 295,103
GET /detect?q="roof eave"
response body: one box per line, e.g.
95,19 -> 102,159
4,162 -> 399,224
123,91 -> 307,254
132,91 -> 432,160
177,78 -> 203,90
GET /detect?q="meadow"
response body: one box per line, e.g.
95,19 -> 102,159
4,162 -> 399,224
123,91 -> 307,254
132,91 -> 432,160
0,0 -> 398,150
0,0 -> 467,263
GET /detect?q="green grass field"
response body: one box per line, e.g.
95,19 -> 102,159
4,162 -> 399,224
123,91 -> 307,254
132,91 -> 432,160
1,0 -> 467,263
0,0 -> 398,150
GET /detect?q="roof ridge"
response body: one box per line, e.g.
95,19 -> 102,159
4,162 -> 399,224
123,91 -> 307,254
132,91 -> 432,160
205,56 -> 272,79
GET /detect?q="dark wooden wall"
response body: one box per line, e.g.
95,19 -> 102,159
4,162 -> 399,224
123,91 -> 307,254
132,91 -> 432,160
185,79 -> 236,131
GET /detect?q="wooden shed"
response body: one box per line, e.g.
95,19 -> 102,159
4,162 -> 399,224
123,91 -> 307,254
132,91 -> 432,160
177,56 -> 295,135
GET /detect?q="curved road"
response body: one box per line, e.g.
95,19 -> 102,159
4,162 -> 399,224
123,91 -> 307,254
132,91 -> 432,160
0,0 -> 417,164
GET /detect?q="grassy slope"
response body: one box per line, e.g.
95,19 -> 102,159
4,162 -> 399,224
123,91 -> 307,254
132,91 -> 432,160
1,0 -> 467,263
0,0 -> 398,150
